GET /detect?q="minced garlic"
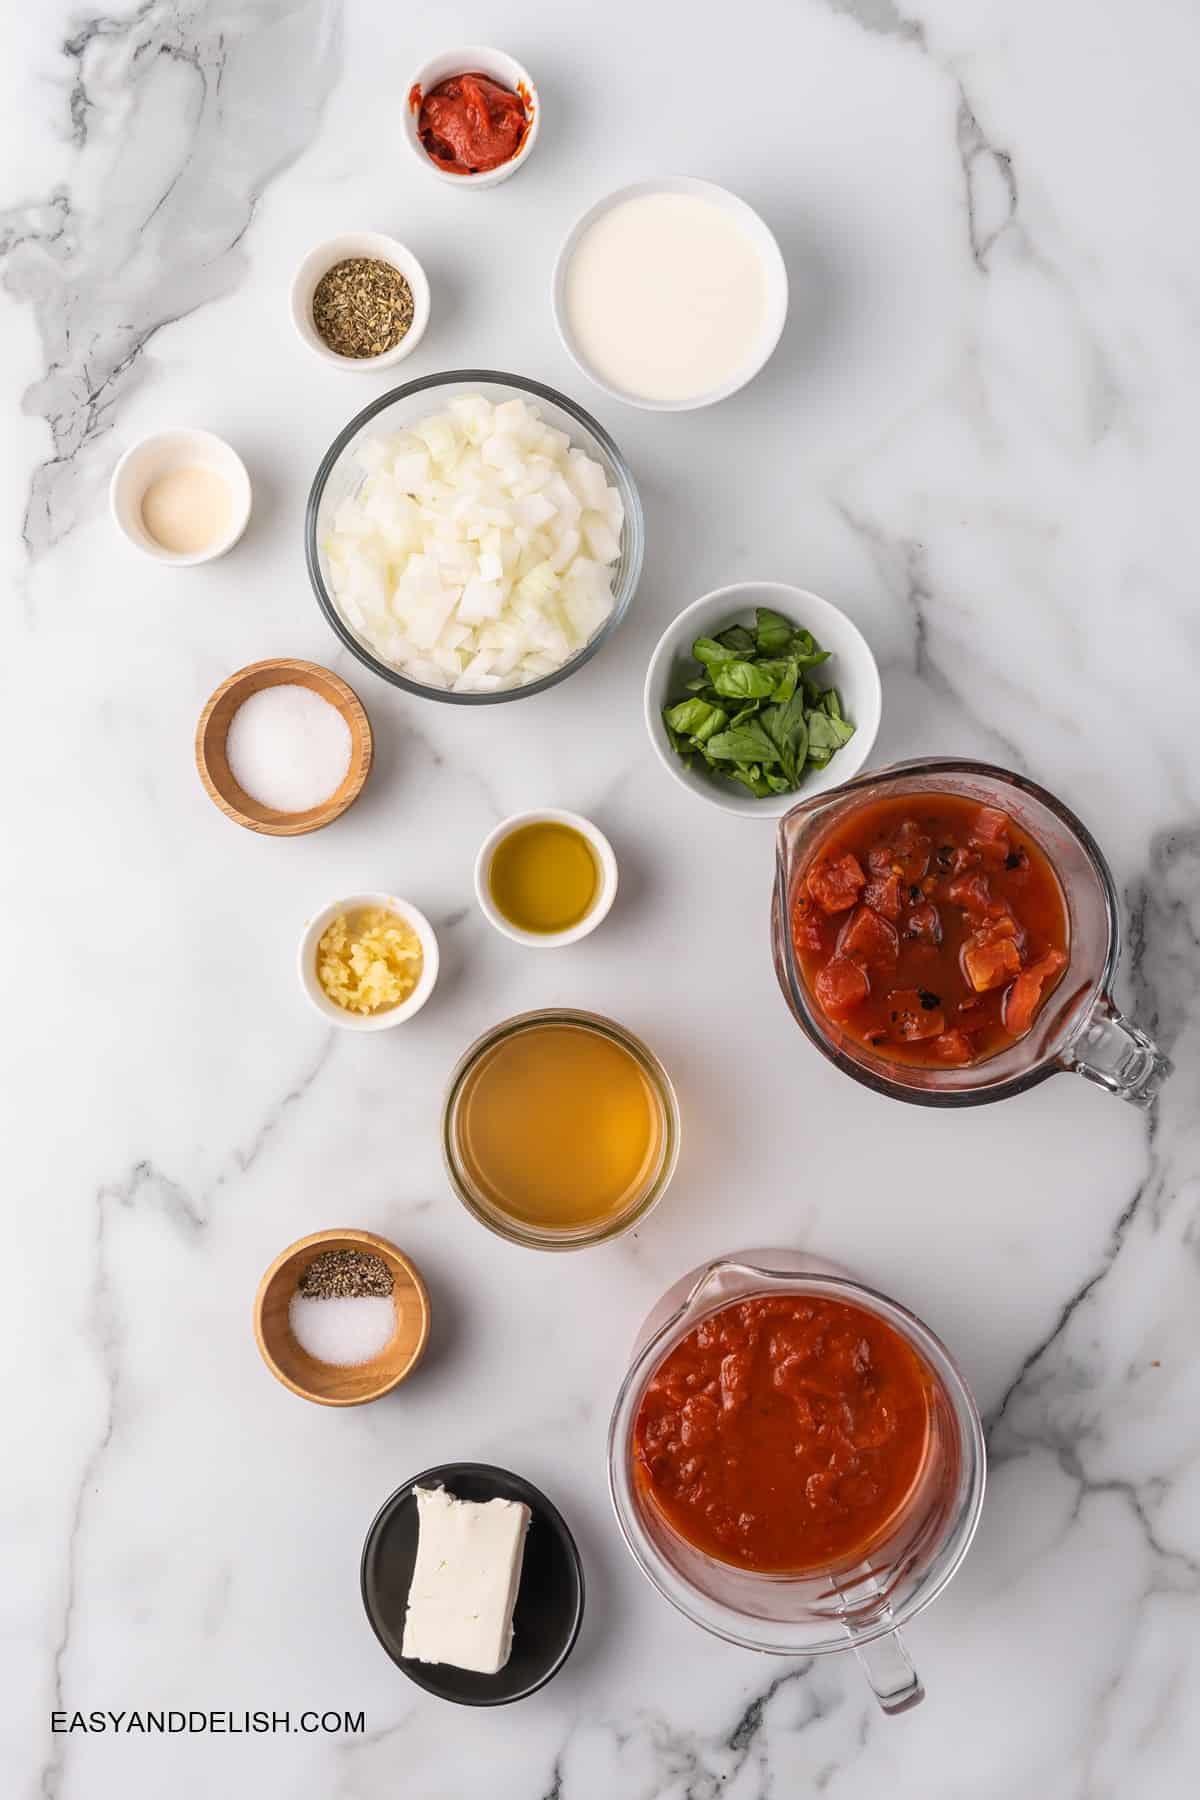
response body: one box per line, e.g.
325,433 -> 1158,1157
316,907 -> 423,1015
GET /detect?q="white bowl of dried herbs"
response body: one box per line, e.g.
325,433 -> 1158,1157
290,232 -> 430,370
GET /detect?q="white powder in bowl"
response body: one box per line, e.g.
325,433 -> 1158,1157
288,1293 -> 397,1367
226,683 -> 352,813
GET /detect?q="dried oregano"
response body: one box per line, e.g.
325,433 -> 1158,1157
312,258 -> 414,358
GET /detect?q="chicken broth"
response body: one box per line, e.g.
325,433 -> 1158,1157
453,1020 -> 664,1232
792,793 -> 1069,1068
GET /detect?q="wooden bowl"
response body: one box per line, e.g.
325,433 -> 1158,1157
254,1228 -> 431,1406
196,658 -> 372,836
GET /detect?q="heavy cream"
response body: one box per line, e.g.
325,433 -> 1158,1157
564,191 -> 770,404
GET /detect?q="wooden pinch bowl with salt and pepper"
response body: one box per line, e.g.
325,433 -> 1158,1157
254,1229 -> 431,1406
196,657 -> 373,836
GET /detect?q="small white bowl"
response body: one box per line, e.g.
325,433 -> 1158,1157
644,582 -> 882,819
474,811 -> 618,948
553,177 -> 789,412
298,894 -> 440,1031
110,428 -> 251,565
403,47 -> 539,188
290,233 -> 431,371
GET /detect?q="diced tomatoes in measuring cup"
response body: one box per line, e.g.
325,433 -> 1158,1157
964,806 -> 1014,860
970,806 -> 1010,840
807,853 -> 866,914
791,791 -> 1069,1069
962,933 -> 1023,993
1003,948 -> 1068,1037
863,872 -> 903,920
790,896 -> 826,953
838,905 -> 900,970
815,958 -> 870,1018
946,871 -> 994,915
887,988 -> 946,1040
904,901 -> 942,944
889,819 -> 932,882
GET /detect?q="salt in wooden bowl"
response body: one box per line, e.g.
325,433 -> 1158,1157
254,1228 -> 431,1406
195,657 -> 372,837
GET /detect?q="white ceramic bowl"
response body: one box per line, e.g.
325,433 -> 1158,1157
552,177 -> 789,412
298,894 -> 440,1031
643,582 -> 882,819
474,811 -> 618,947
290,233 -> 431,371
110,428 -> 251,565
403,47 -> 539,188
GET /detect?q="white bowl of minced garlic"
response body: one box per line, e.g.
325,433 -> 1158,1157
299,894 -> 440,1031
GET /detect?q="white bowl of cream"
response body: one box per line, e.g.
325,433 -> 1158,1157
553,177 -> 789,412
110,427 -> 252,565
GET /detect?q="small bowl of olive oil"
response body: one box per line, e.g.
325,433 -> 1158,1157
474,810 -> 617,948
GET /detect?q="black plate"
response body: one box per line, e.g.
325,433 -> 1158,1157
360,1462 -> 585,1705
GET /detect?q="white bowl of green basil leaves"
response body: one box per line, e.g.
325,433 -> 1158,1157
643,581 -> 881,817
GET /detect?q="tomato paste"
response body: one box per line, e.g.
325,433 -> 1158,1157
416,73 -> 529,176
633,1294 -> 935,1573
792,793 -> 1069,1067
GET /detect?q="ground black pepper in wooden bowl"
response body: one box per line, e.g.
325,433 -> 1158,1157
299,1247 -> 394,1298
312,257 -> 415,359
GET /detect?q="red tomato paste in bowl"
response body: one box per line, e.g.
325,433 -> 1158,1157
633,1294 -> 937,1574
415,73 -> 529,176
791,793 -> 1069,1068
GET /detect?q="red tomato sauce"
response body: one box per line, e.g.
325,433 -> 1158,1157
416,72 -> 529,175
633,1295 -> 936,1573
791,793 -> 1069,1068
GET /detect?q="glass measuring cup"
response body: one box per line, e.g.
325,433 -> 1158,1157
772,758 -> 1170,1107
607,1252 -> 985,1714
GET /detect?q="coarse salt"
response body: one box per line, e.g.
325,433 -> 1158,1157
225,684 -> 352,813
288,1293 -> 397,1366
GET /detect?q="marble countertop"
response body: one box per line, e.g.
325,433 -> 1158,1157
4,1 -> 1198,1795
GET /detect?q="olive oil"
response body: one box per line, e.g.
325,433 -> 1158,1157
488,822 -> 598,934
454,1020 -> 664,1233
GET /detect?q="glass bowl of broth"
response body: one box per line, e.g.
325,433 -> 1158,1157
442,1009 -> 680,1249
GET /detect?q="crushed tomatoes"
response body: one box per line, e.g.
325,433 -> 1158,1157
633,1295 -> 936,1572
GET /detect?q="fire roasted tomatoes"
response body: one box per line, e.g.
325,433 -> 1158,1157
793,793 -> 1069,1068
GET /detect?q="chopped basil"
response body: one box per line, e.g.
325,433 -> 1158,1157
661,607 -> 855,801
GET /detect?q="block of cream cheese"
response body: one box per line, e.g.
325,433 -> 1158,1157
401,1486 -> 531,1675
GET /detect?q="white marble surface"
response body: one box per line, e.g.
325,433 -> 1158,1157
3,0 -> 1198,1794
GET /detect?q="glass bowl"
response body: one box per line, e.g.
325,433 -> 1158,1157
305,370 -> 644,704
441,1009 -> 680,1250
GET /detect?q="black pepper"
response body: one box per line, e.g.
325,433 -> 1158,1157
298,1248 -> 394,1299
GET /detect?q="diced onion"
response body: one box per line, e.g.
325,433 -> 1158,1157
323,395 -> 625,693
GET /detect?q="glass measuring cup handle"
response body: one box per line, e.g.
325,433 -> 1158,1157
1060,994 -> 1172,1108
834,1563 -> 926,1714
853,1629 -> 925,1715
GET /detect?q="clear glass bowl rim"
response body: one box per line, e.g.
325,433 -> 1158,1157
607,1260 -> 987,1655
773,756 -> 1123,1108
441,1007 -> 681,1250
304,369 -> 645,704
